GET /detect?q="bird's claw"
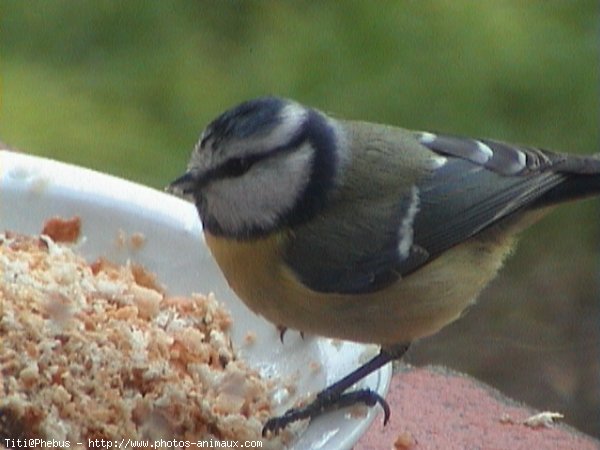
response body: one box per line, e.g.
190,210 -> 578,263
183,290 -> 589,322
276,325 -> 305,343
262,388 -> 389,436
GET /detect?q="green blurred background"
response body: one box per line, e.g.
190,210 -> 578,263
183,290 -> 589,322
1,0 -> 599,438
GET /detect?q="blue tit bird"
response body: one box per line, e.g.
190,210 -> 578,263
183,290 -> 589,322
168,96 -> 600,434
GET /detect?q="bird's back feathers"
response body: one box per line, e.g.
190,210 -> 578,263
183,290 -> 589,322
284,124 -> 600,295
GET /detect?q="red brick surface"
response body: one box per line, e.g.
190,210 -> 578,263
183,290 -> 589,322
356,365 -> 599,450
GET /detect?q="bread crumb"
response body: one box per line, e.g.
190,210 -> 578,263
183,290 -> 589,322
244,331 -> 257,346
113,230 -> 147,252
500,411 -> 564,428
129,232 -> 146,250
523,411 -> 564,428
393,430 -> 416,449
41,216 -> 81,243
308,360 -> 321,374
0,228 -> 282,448
131,262 -> 164,292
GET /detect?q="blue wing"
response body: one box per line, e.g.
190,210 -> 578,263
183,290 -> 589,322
284,131 -> 580,294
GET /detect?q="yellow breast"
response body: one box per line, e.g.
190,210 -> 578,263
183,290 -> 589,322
204,225 -> 517,346
204,231 -> 291,320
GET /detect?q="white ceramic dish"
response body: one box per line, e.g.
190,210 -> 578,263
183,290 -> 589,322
0,150 -> 391,450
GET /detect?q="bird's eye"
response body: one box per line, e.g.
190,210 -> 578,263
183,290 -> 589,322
223,157 -> 253,177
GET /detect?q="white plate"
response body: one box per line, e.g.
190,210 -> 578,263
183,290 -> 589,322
0,150 -> 391,450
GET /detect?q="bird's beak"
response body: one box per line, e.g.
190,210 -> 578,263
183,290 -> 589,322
166,171 -> 197,197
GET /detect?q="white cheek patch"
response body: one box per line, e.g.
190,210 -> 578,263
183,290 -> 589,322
205,143 -> 314,232
398,186 -> 421,258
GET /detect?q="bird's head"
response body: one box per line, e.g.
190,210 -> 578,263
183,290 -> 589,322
168,97 -> 342,238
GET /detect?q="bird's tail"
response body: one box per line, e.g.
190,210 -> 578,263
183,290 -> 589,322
534,154 -> 600,207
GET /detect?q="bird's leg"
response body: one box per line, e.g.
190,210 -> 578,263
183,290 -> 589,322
276,325 -> 288,343
276,325 -> 306,343
262,342 -> 410,436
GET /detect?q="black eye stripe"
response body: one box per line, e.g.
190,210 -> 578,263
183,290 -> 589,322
221,156 -> 257,177
215,130 -> 310,180
215,152 -> 274,179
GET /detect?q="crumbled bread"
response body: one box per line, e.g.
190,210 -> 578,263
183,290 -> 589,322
41,216 -> 82,243
0,229 -> 289,448
393,430 -> 416,449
